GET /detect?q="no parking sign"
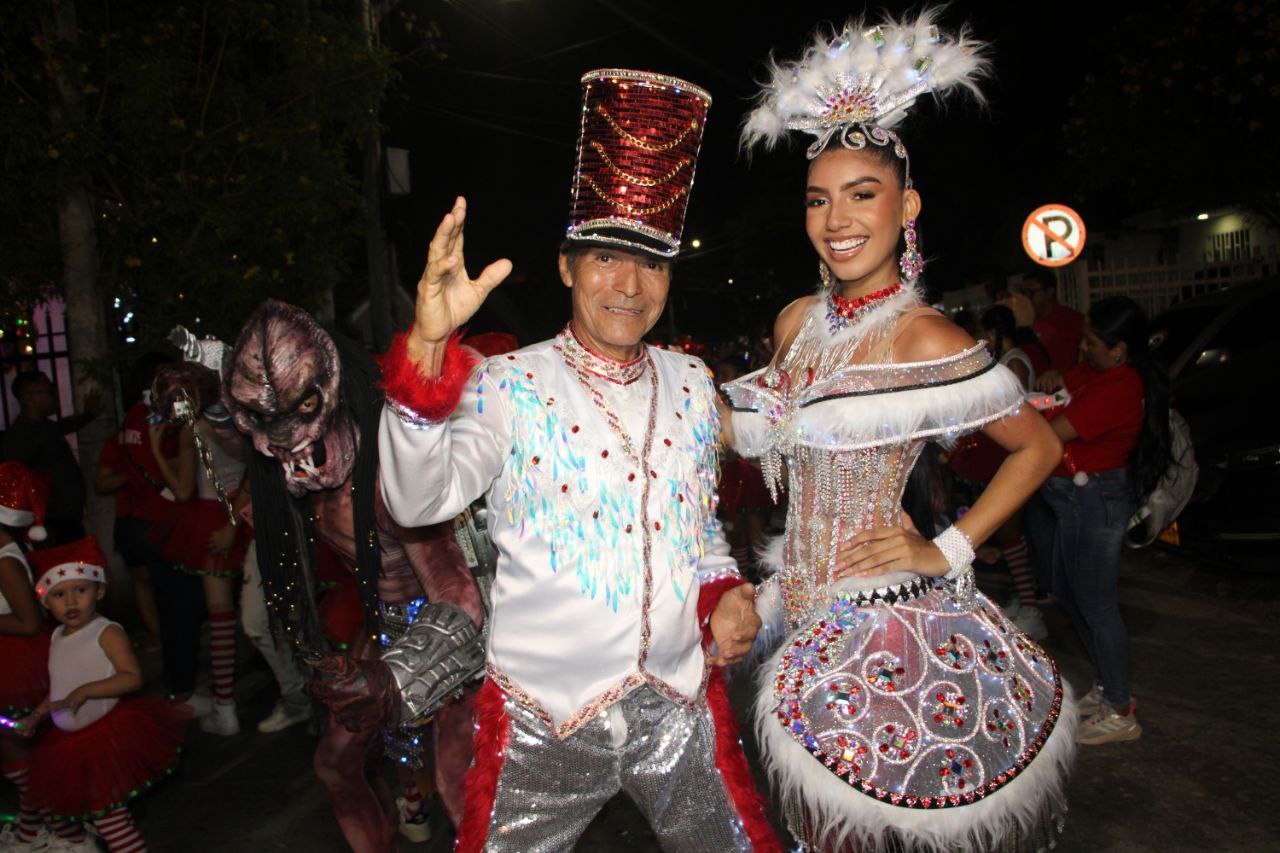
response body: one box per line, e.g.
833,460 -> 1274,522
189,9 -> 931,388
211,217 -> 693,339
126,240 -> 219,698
1021,204 -> 1086,267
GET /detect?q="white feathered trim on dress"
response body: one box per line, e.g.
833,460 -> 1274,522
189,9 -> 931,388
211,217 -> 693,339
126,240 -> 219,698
727,343 -> 1025,458
753,637 -> 1077,851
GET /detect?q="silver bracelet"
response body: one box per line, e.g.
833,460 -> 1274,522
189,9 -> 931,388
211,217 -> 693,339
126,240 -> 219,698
932,525 -> 975,577
933,525 -> 976,608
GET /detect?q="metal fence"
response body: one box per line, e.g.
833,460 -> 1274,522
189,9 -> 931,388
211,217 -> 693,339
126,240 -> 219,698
1059,260 -> 1271,316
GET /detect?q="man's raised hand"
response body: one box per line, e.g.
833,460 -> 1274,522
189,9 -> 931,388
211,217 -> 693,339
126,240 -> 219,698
410,197 -> 513,374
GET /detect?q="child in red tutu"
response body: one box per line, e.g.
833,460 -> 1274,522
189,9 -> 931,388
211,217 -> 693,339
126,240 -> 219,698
0,461 -> 67,852
16,537 -> 191,852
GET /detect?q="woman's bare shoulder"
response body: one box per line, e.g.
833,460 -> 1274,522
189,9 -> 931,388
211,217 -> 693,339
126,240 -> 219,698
891,310 -> 978,363
773,295 -> 819,361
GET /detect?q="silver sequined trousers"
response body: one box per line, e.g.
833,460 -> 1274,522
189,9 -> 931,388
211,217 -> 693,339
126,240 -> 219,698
485,685 -> 752,852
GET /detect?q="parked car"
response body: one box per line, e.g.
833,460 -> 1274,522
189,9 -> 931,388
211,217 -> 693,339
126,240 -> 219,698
1148,279 -> 1280,569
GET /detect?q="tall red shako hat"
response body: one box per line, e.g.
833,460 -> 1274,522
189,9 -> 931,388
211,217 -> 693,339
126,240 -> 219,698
31,536 -> 108,601
566,69 -> 712,258
0,460 -> 49,541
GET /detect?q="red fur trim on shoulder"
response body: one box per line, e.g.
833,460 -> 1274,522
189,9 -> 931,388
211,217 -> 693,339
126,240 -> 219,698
698,575 -> 747,648
707,669 -> 781,852
455,679 -> 509,853
380,331 -> 480,422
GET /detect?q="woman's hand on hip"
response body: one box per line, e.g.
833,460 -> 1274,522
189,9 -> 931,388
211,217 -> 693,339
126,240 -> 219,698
833,524 -> 950,579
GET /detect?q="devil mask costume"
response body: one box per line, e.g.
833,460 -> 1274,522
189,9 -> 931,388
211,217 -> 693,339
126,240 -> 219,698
223,300 -> 484,851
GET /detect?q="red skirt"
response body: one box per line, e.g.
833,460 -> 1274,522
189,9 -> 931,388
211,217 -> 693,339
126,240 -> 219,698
150,498 -> 248,577
0,628 -> 53,715
26,697 -> 193,819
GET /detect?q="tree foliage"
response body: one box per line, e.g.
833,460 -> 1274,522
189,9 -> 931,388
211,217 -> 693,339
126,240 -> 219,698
1064,0 -> 1279,226
1,0 -> 399,349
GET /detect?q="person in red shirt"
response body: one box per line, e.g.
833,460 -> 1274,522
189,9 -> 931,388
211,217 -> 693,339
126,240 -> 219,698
1023,268 -> 1085,374
95,355 -> 206,707
1027,296 -> 1171,747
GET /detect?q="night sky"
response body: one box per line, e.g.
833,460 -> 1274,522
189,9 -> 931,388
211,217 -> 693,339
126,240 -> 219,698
377,1 -> 1106,345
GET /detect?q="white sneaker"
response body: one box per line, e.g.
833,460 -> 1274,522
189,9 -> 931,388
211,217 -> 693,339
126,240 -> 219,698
176,692 -> 213,717
1075,683 -> 1106,717
199,700 -> 241,736
257,700 -> 311,734
1000,596 -> 1022,620
1077,702 -> 1142,745
1075,684 -> 1138,719
1012,605 -> 1049,641
396,796 -> 432,844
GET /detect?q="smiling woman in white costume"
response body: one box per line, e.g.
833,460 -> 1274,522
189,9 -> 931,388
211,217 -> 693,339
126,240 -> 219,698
724,10 -> 1076,851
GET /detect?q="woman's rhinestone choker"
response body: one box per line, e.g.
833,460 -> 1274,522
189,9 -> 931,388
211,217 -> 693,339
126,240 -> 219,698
826,282 -> 902,333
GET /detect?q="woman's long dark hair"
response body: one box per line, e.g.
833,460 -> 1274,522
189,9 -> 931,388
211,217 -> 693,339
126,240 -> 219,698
979,304 -> 1016,354
1088,296 -> 1172,501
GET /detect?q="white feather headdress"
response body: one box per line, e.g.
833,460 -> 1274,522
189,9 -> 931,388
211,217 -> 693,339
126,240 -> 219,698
741,8 -> 990,168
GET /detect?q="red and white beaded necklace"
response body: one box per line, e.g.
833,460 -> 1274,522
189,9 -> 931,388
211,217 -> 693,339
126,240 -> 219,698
555,323 -> 657,467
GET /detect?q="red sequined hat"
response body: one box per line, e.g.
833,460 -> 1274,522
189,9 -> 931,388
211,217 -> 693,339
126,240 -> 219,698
566,69 -> 712,258
31,536 -> 108,601
0,461 -> 48,541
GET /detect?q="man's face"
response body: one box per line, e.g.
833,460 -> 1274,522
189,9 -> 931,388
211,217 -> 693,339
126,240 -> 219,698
1021,277 -> 1055,316
21,377 -> 57,418
559,247 -> 670,361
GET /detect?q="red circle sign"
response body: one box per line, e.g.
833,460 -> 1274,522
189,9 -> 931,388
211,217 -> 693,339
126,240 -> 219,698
1021,204 -> 1086,267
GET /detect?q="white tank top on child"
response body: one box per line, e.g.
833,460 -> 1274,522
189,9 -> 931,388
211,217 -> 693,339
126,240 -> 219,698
0,541 -> 32,616
49,615 -> 120,731
1000,346 -> 1036,391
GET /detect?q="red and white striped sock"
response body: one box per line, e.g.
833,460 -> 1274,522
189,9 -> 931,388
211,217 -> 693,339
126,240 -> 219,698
403,779 -> 423,818
1003,537 -> 1037,608
49,817 -> 89,843
209,609 -> 237,704
93,807 -> 146,853
2,759 -> 43,843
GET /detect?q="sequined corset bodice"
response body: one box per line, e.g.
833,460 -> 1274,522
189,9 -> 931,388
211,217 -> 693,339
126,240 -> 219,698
724,303 -> 1024,628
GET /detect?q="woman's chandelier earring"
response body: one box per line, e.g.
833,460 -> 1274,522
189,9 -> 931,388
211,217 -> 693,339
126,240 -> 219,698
819,261 -> 834,289
899,218 -> 925,283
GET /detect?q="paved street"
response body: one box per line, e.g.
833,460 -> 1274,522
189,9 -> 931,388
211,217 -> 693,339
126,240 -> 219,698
6,544 -> 1278,851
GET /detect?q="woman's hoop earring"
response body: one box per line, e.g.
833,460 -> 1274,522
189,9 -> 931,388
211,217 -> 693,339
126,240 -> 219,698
899,218 -> 924,283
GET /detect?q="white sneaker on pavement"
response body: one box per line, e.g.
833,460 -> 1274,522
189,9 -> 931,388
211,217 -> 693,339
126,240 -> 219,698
1075,684 -> 1138,719
1075,683 -> 1105,717
176,692 -> 213,717
1077,702 -> 1142,745
396,796 -> 432,844
200,700 -> 241,736
1012,605 -> 1049,641
257,700 -> 311,734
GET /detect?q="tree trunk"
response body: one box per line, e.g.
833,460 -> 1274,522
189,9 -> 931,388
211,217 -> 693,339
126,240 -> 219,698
45,2 -> 117,566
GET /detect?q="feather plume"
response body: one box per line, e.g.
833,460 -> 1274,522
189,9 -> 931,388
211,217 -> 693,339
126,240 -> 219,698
741,7 -> 990,153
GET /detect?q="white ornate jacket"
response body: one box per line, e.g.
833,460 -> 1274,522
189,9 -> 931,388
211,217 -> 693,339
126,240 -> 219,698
378,328 -> 743,738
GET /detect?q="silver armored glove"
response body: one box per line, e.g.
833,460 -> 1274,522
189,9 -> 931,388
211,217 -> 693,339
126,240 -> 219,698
380,602 -> 485,725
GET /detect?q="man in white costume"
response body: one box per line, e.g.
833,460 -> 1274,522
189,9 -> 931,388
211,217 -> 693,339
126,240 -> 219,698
374,70 -> 777,852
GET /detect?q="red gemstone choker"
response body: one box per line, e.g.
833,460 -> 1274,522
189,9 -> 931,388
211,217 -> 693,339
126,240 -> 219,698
557,323 -> 649,385
826,282 -> 903,333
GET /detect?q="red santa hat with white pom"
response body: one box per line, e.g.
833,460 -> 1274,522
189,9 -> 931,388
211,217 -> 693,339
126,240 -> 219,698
30,536 -> 108,602
0,460 -> 49,542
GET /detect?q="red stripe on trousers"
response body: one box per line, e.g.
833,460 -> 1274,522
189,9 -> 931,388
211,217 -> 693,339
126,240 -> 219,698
454,679 -> 509,853
706,668 -> 782,852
